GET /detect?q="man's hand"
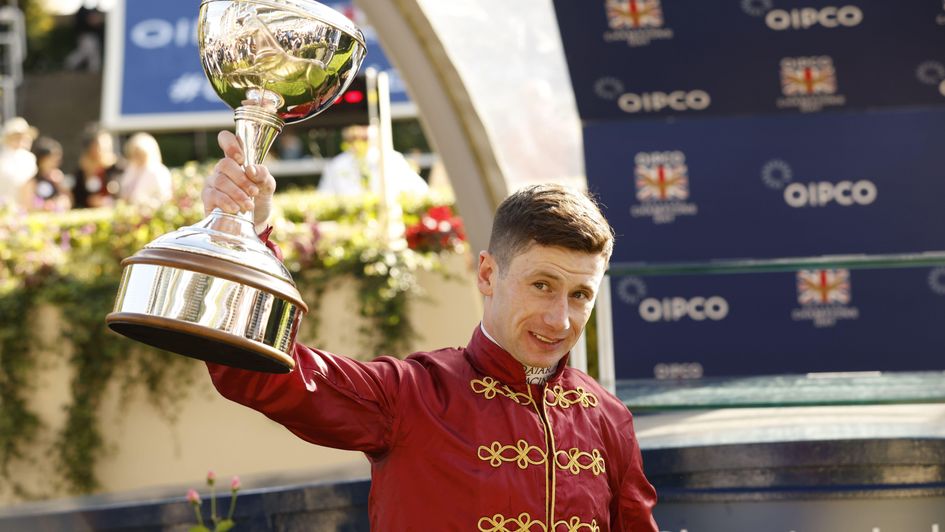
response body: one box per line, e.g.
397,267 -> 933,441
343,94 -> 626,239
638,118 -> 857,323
201,130 -> 277,230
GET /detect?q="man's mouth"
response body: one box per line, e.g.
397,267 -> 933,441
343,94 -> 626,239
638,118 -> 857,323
532,332 -> 560,344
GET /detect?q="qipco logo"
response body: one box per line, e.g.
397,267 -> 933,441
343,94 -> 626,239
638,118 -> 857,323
618,90 -> 711,113
639,297 -> 729,322
783,180 -> 877,208
766,6 -> 864,30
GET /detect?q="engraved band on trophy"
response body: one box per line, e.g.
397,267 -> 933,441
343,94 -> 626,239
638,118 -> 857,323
106,0 -> 366,373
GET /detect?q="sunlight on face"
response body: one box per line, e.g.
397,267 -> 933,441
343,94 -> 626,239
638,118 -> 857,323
478,244 -> 606,369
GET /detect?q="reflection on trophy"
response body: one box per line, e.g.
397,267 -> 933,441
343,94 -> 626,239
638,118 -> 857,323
106,0 -> 366,373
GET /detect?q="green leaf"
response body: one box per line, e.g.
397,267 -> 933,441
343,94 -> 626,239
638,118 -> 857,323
215,520 -> 236,532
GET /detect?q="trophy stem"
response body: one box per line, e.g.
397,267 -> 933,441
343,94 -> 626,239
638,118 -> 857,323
234,99 -> 284,224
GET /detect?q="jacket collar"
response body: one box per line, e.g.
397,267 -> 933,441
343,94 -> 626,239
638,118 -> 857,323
465,325 -> 569,388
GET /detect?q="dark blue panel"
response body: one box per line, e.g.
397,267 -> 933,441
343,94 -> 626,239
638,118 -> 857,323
119,0 -> 408,117
553,0 -> 945,121
584,108 -> 945,263
610,267 -> 945,378
120,0 -> 226,115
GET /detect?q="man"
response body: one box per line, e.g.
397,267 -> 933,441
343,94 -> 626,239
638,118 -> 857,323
318,124 -> 428,197
203,130 -> 658,531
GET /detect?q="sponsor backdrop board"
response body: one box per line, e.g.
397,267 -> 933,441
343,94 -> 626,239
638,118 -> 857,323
609,267 -> 945,379
553,0 -> 945,121
585,107 -> 945,263
104,0 -> 410,129
552,2 -> 945,374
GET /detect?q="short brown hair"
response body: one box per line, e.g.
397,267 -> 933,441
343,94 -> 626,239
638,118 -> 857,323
488,184 -> 614,270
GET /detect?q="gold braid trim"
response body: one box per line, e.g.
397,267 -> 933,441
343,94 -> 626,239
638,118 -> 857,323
470,378 -> 598,410
554,517 -> 601,532
554,448 -> 605,476
477,441 -> 605,477
478,440 -> 546,469
544,385 -> 599,409
477,514 -> 600,532
471,376 -> 534,406
478,512 -> 546,532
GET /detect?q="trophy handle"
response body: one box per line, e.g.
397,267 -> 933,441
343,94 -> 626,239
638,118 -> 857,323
234,88 -> 285,226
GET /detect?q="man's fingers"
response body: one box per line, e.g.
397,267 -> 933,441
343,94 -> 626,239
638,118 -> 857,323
250,164 -> 276,192
213,158 -> 259,195
217,130 -> 244,166
202,185 -> 242,216
211,176 -> 255,212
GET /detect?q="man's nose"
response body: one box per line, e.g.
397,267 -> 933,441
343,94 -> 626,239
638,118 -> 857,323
543,295 -> 570,331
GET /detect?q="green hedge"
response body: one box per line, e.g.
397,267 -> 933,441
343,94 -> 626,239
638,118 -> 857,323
0,162 -> 464,498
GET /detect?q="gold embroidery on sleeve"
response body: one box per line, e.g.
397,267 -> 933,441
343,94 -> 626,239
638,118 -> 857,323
554,448 -> 605,476
471,376 -> 535,405
544,385 -> 599,409
478,440 -> 546,469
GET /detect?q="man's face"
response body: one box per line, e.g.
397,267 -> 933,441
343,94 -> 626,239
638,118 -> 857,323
478,244 -> 606,369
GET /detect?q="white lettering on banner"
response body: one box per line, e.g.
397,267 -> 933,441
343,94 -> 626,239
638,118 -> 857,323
654,363 -> 703,380
766,6 -> 864,30
629,202 -> 698,223
791,305 -> 859,327
131,18 -> 198,49
783,181 -> 877,207
639,297 -> 729,322
618,90 -> 711,113
635,151 -> 686,166
168,72 -> 218,104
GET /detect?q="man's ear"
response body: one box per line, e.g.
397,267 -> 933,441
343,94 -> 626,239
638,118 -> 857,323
477,251 -> 496,297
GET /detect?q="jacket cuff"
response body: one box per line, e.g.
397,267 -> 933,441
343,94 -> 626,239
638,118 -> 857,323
257,225 -> 284,261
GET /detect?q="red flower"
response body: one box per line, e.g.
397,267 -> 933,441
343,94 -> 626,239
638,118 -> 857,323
405,205 -> 466,253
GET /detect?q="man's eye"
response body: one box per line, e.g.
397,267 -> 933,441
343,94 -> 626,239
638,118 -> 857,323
533,282 -> 548,290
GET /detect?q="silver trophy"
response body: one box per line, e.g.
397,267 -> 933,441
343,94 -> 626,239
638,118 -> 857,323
106,0 -> 366,373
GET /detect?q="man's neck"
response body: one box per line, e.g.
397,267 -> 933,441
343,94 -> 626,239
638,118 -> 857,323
479,323 -> 556,384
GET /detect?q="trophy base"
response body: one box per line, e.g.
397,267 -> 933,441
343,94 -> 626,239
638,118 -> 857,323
106,246 -> 307,374
108,314 -> 294,373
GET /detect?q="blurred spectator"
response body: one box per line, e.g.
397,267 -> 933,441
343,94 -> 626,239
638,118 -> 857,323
118,132 -> 172,207
72,125 -> 122,208
318,125 -> 428,197
0,117 -> 38,209
64,4 -> 105,72
25,136 -> 72,212
276,132 -> 305,160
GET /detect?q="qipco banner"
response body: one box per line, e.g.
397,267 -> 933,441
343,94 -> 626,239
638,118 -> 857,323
584,108 -> 945,263
103,0 -> 410,130
610,266 -> 945,379
552,0 -> 945,121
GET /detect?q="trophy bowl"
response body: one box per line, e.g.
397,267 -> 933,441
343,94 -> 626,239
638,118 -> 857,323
106,0 -> 366,373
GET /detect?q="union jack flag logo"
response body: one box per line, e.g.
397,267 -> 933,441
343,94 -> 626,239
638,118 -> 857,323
797,269 -> 851,305
635,160 -> 688,202
781,58 -> 837,96
606,0 -> 664,29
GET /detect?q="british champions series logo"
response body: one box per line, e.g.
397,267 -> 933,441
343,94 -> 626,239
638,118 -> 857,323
791,269 -> 860,327
630,151 -> 698,224
777,56 -> 847,112
603,0 -> 674,47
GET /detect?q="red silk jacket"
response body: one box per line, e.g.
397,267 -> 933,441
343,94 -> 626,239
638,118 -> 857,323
207,327 -> 658,531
